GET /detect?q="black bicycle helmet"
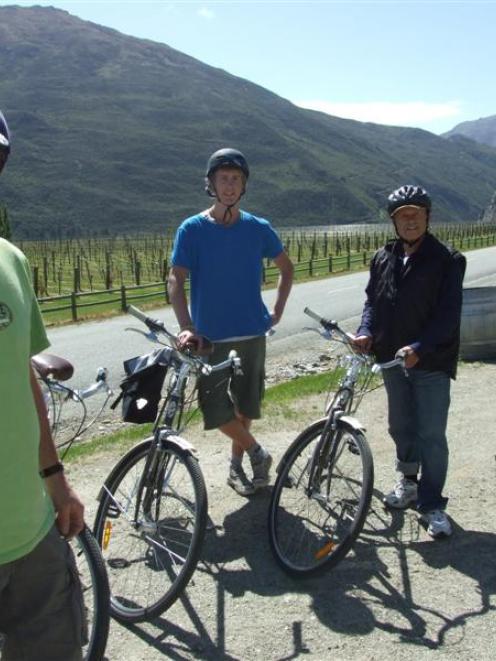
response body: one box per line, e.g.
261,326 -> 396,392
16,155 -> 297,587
0,110 -> 11,174
387,185 -> 432,217
205,148 -> 249,180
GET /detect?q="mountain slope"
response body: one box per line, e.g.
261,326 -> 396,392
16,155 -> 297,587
444,115 -> 496,148
1,6 -> 496,237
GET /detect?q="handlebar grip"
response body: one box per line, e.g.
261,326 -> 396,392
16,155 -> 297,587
126,304 -> 149,324
303,307 -> 335,331
303,307 -> 322,323
126,304 -> 166,333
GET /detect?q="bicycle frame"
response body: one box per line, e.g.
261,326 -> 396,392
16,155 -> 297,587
292,307 -> 401,501
111,305 -> 241,531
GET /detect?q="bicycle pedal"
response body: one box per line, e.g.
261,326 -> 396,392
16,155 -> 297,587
347,441 -> 360,455
106,504 -> 121,519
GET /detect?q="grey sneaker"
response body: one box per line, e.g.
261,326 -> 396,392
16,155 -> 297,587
227,466 -> 255,497
383,477 -> 418,509
251,449 -> 273,489
421,509 -> 452,538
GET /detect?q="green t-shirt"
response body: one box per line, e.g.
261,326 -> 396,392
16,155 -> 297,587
0,238 -> 54,564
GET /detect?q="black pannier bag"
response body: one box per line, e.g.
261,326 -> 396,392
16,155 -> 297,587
111,350 -> 167,424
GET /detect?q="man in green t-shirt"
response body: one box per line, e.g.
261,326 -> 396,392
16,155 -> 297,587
0,110 -> 86,660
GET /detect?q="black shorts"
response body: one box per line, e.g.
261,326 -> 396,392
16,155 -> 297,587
198,336 -> 266,430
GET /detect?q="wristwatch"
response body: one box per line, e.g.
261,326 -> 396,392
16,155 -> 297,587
39,461 -> 64,478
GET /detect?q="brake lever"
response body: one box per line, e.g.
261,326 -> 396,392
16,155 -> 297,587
124,327 -> 165,345
303,325 -> 332,340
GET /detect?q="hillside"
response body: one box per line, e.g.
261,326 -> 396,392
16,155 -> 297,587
1,6 -> 496,237
444,115 -> 496,148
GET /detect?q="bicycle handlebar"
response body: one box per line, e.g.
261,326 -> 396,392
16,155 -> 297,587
127,304 -> 174,340
304,307 -> 352,347
304,307 -> 337,331
126,305 -> 242,377
371,355 -> 406,373
304,307 -> 407,373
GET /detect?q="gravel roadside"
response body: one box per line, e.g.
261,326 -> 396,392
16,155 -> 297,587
68,359 -> 496,661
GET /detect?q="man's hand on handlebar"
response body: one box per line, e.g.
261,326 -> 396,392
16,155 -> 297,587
177,329 -> 213,357
177,328 -> 198,348
350,334 -> 373,354
395,345 -> 419,369
177,329 -> 204,352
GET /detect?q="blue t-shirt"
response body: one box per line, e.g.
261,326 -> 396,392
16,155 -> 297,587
171,211 -> 284,341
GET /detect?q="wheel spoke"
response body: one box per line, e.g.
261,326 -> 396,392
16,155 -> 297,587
269,421 -> 373,575
94,441 -> 207,621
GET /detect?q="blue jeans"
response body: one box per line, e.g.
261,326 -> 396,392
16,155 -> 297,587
382,367 -> 451,512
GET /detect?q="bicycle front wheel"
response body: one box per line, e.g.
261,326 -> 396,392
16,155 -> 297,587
268,418 -> 374,576
93,439 -> 208,622
70,526 -> 110,661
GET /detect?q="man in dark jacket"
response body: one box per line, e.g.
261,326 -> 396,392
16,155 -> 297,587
354,185 -> 466,538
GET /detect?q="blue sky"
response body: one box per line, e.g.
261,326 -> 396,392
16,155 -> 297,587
5,1 -> 496,134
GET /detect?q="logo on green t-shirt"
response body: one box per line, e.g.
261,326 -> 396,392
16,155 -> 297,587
0,302 -> 13,329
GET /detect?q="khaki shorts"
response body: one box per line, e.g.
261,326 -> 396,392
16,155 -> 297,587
0,525 -> 86,661
198,335 -> 266,430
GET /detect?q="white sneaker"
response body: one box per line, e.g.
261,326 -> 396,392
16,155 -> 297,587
421,509 -> 452,538
383,477 -> 418,509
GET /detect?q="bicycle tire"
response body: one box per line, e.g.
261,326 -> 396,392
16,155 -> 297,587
93,438 -> 208,622
268,417 -> 374,576
71,526 -> 110,661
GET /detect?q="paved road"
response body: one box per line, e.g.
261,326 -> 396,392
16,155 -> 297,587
46,245 -> 496,392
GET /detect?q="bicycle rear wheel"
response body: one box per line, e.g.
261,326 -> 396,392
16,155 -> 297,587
71,526 -> 110,661
268,418 -> 374,576
93,438 -> 208,622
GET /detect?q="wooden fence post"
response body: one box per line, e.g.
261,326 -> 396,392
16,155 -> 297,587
73,267 -> 80,292
328,255 -> 333,273
43,256 -> 49,295
33,266 -> 39,298
120,284 -> 127,311
70,292 -> 78,322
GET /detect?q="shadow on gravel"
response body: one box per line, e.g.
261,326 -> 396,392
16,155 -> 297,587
119,487 -> 496,659
353,490 -> 496,650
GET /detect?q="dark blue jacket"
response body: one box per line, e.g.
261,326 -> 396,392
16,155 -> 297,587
357,233 -> 466,378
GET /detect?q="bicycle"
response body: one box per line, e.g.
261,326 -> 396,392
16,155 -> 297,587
92,304 -> 242,623
268,306 -> 403,576
31,352 -> 113,454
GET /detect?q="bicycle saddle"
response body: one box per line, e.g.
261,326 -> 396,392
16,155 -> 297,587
31,353 -> 74,381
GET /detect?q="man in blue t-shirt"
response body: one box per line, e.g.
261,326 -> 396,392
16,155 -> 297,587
169,148 -> 293,497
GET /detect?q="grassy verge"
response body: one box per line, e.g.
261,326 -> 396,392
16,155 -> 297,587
63,369 -> 347,464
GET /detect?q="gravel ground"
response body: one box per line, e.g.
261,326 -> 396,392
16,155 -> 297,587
67,359 -> 496,661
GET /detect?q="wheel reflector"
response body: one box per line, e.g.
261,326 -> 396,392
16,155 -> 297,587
103,521 -> 112,550
314,540 -> 336,560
